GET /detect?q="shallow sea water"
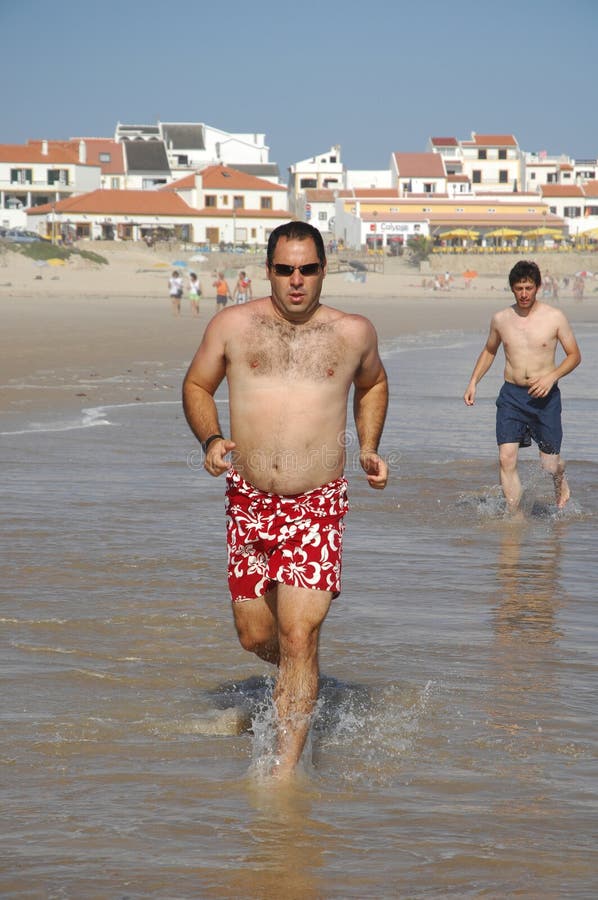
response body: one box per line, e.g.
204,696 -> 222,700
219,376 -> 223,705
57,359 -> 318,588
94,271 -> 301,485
1,312 -> 598,898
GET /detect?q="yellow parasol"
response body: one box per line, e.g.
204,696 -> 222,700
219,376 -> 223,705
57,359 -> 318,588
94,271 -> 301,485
439,228 -> 479,240
525,226 -> 563,239
484,228 -> 522,239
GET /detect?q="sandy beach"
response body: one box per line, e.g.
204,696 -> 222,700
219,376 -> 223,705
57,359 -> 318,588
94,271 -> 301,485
1,239 -> 597,418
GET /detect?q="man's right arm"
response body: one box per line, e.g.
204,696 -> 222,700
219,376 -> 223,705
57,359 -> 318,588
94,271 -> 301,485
463,317 -> 502,406
182,316 -> 236,475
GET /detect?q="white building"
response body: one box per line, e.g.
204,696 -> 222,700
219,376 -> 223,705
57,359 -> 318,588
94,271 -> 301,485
0,141 -> 101,229
288,145 -> 343,216
114,121 -> 280,184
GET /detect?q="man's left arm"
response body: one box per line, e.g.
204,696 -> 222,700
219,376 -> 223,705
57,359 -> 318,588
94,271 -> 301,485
352,321 -> 389,490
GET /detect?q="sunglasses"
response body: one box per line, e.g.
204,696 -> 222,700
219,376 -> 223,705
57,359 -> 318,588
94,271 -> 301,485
270,262 -> 322,277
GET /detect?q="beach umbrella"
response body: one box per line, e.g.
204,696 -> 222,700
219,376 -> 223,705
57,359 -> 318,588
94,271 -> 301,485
463,269 -> 478,279
190,253 -> 208,263
47,258 -> 66,266
439,228 -> 479,240
172,259 -> 188,267
575,270 -> 593,278
577,227 -> 598,240
525,226 -> 563,239
484,228 -> 522,239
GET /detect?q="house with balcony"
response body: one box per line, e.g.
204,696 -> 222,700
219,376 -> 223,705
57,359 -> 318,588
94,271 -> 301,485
0,141 -> 101,229
460,133 -> 523,193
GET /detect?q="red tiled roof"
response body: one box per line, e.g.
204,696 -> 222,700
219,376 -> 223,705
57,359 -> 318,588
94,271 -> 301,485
469,133 -> 518,147
74,139 -> 124,174
27,189 -> 198,216
430,137 -> 458,146
0,143 -> 81,164
393,153 -> 446,177
199,164 -> 286,191
160,173 -> 196,190
541,184 -> 584,198
582,180 -> 598,197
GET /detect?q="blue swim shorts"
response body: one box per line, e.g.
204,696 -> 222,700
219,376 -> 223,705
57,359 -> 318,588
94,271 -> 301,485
496,381 -> 562,454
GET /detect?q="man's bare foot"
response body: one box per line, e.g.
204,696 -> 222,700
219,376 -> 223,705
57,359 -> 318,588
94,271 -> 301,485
555,473 -> 570,508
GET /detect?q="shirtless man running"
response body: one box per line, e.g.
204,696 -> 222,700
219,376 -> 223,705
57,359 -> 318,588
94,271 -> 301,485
464,259 -> 581,514
182,221 -> 389,777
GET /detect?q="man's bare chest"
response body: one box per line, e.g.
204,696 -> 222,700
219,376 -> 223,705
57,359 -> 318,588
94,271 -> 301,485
232,316 -> 349,381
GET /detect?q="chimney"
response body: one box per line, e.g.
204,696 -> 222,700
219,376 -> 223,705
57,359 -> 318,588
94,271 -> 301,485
79,140 -> 86,163
42,140 -> 48,155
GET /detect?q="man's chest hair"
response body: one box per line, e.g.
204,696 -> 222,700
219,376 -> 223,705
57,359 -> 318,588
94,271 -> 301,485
237,313 -> 349,380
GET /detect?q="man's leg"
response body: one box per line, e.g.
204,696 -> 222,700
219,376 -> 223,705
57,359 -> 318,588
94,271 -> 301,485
540,451 -> 570,508
232,589 -> 280,665
498,442 -> 522,514
271,584 -> 332,777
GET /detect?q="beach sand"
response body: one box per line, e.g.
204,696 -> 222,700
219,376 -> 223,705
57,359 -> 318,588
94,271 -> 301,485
2,240 -> 597,417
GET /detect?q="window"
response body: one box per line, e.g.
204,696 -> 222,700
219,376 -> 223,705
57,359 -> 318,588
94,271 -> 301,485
318,211 -> 327,221
472,170 -> 482,183
99,152 -> 111,163
251,228 -> 257,239
330,156 -> 337,163
586,205 -> 598,215
176,155 -> 189,165
498,149 -> 507,160
233,195 -> 244,209
563,206 -> 581,217
423,183 -> 435,193
478,149 -> 487,160
499,170 -> 508,184
300,178 -> 317,189
10,168 -> 32,184
530,172 -> 536,180
47,169 -> 69,186
205,195 -> 217,207
260,196 -> 272,210
110,177 -> 119,189
222,195 -> 229,205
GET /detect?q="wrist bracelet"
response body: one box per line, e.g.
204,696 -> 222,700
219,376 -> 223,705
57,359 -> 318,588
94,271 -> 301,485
202,433 -> 224,453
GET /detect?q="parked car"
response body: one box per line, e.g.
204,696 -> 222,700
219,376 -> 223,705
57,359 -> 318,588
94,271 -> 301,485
3,229 -> 45,243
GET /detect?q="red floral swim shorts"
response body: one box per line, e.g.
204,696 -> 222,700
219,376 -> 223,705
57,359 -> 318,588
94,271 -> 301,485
225,469 -> 349,603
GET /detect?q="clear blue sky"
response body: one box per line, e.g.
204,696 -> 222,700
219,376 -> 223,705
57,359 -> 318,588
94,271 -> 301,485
2,0 -> 597,177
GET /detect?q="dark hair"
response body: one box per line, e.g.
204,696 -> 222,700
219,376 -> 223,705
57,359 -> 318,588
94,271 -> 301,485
266,221 -> 326,267
509,260 -> 542,288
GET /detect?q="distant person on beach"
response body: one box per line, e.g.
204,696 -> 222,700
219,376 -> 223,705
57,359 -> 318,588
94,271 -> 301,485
213,272 -> 231,310
183,221 -> 389,777
233,270 -> 252,304
463,259 -> 581,514
168,270 -> 184,316
188,272 -> 201,317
